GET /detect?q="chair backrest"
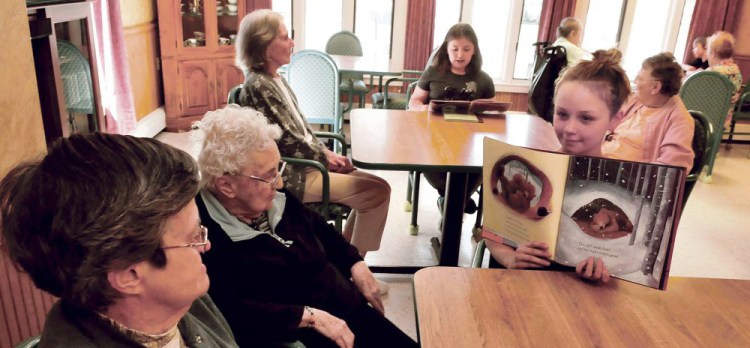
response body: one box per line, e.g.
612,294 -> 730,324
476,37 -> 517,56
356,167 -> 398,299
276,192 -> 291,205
683,110 -> 713,206
679,71 -> 735,136
286,50 -> 342,135
227,84 -> 242,104
57,40 -> 94,115
325,31 -> 363,56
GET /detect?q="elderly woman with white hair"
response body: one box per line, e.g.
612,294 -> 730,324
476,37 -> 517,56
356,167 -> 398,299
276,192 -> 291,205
192,105 -> 416,348
234,9 -> 391,263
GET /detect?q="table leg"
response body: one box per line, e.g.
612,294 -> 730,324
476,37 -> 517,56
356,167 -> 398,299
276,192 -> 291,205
431,171 -> 468,266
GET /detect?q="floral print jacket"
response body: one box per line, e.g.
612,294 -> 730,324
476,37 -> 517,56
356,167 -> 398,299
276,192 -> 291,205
239,71 -> 329,199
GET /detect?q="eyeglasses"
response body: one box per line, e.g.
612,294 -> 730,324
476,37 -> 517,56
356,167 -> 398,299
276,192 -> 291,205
162,225 -> 209,251
234,161 -> 287,188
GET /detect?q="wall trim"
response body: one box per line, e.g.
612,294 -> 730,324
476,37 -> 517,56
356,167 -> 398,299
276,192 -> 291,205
128,106 -> 166,138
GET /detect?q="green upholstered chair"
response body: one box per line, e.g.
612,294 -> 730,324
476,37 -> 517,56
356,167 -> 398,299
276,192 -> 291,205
679,71 -> 735,183
325,31 -> 369,112
57,40 -> 98,133
227,84 -> 352,232
14,336 -> 40,348
286,50 -> 344,139
725,83 -> 750,150
371,48 -> 439,110
683,110 -> 713,207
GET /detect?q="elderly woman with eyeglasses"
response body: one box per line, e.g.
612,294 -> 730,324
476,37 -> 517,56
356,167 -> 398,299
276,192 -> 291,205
0,133 -> 238,347
192,106 -> 416,348
235,9 -> 391,263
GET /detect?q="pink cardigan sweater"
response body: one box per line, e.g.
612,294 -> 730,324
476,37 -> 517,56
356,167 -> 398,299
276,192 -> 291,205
603,95 -> 695,172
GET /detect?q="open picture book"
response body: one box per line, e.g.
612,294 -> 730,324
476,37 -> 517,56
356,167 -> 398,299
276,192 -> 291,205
429,100 -> 512,121
482,138 -> 685,290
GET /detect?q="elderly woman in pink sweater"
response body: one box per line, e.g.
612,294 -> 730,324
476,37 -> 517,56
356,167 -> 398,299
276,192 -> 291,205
601,53 -> 694,171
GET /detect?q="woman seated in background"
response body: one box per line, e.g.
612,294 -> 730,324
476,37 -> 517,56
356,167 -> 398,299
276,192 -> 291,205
0,133 -> 237,347
682,36 -> 709,72
485,49 -> 631,281
705,31 -> 743,128
192,106 -> 417,348
601,52 -> 695,171
552,17 -> 589,67
409,22 -> 495,218
235,9 -> 391,264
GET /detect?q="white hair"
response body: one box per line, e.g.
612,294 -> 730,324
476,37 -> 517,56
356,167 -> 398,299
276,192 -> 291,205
191,105 -> 282,188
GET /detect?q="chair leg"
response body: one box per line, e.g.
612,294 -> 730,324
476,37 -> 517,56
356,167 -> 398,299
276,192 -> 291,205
335,214 -> 344,233
358,91 -> 366,108
409,171 -> 421,235
726,120 -> 737,150
404,172 -> 414,211
473,185 -> 483,236
701,137 -> 720,183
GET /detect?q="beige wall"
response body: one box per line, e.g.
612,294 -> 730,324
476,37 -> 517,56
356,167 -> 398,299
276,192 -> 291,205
735,0 -> 750,55
120,0 -> 162,121
0,1 -> 46,177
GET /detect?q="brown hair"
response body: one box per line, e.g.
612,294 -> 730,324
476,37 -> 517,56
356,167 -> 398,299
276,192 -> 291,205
235,9 -> 284,73
554,49 -> 631,117
692,36 -> 707,48
642,52 -> 684,97
707,31 -> 735,60
0,133 -> 200,311
433,23 -> 483,75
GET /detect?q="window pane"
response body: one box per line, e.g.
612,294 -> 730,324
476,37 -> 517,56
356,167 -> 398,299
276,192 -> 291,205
272,0 -> 293,38
582,0 -> 624,52
513,0 -> 543,79
433,0 -> 462,52
471,0 -> 512,79
673,0 -> 696,64
621,0 -> 672,79
355,0 -> 393,59
305,0 -> 343,51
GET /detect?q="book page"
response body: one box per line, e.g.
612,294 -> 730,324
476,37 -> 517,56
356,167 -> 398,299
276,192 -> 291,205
443,113 -> 479,122
553,157 -> 684,289
482,138 -> 570,256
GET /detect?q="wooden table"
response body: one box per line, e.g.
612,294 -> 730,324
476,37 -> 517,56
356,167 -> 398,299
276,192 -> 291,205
414,267 -> 750,347
350,109 -> 559,271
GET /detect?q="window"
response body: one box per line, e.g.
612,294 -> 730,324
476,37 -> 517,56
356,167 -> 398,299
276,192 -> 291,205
272,0 -> 293,38
432,0 -> 541,85
304,0 -> 343,51
432,0 -> 462,51
582,0 -> 696,80
354,0 -> 394,59
513,0 -> 543,79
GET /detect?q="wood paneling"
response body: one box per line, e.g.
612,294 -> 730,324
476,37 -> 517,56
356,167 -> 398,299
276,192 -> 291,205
124,22 -> 163,121
0,254 -> 56,348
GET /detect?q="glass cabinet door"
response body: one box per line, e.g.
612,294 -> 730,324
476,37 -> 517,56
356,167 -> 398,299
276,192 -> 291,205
182,0 -> 207,47
216,0 -> 240,46
55,19 -> 99,135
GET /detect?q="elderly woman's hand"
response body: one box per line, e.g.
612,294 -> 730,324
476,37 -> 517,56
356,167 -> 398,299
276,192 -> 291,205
304,308 -> 355,348
350,261 -> 384,314
324,149 -> 355,174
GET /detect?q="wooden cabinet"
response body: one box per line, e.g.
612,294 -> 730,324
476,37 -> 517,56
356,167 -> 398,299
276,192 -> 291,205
157,0 -> 254,131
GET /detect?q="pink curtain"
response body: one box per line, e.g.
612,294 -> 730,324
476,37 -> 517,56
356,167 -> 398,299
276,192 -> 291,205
537,0 -> 577,42
91,0 -> 136,134
403,0 -> 436,70
682,0 -> 744,63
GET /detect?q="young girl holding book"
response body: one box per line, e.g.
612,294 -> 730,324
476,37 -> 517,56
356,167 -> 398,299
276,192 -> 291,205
485,49 -> 631,282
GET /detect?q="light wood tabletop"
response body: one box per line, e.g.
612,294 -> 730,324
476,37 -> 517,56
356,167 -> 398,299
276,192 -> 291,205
350,110 -> 560,172
414,267 -> 750,347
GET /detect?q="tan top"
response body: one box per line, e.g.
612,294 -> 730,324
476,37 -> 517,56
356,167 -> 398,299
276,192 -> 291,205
601,105 -> 658,160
